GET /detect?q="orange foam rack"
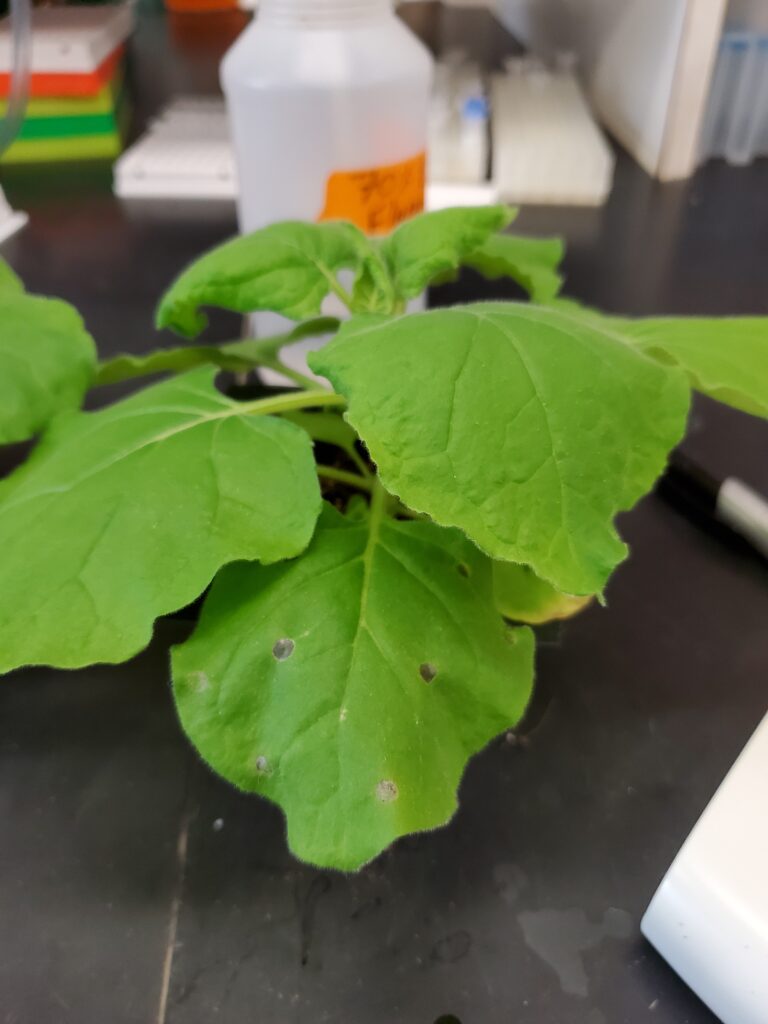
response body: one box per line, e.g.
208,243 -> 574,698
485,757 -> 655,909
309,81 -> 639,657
0,5 -> 132,97
0,45 -> 125,99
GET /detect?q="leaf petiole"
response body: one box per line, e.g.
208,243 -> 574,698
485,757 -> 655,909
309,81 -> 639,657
367,474 -> 398,521
322,274 -> 356,313
259,357 -> 325,392
347,446 -> 372,479
316,465 -> 373,492
237,390 -> 346,418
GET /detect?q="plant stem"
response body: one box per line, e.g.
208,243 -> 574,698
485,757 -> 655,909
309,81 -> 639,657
358,478 -> 389,594
316,465 -> 373,491
367,475 -> 399,522
238,390 -> 345,417
323,274 -> 355,312
347,446 -> 372,478
244,387 -> 344,415
261,357 -> 325,391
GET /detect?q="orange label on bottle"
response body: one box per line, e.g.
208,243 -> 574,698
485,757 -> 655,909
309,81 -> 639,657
318,152 -> 426,235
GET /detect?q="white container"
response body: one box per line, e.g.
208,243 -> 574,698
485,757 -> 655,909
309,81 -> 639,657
429,55 -> 489,185
491,61 -> 614,206
699,30 -> 768,167
220,0 -> 433,236
642,712 -> 768,1024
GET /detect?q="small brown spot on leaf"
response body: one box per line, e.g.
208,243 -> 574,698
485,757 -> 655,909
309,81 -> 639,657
273,638 -> 295,661
420,662 -> 437,683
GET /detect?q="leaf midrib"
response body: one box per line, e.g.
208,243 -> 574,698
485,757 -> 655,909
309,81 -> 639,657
0,389 -> 342,518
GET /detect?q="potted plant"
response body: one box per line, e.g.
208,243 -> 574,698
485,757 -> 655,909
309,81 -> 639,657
0,206 -> 765,871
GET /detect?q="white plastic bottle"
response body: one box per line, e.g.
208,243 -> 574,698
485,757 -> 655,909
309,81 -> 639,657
221,0 -> 434,236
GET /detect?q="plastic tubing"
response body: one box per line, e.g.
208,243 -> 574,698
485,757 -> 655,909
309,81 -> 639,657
0,0 -> 32,157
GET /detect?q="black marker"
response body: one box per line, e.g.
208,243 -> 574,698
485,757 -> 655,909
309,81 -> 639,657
659,451 -> 768,560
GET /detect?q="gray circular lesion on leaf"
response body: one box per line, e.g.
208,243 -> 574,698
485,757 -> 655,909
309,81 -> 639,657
376,780 -> 398,802
272,637 -> 295,661
420,662 -> 437,683
254,755 -> 272,776
188,670 -> 210,693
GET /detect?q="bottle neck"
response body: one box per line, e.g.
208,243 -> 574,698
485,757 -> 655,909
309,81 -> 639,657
259,0 -> 392,29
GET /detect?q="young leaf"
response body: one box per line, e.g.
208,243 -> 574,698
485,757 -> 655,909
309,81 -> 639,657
156,221 -> 380,337
0,292 -> 96,445
463,234 -> 564,303
619,317 -> 768,419
493,561 -> 592,625
381,205 -> 516,300
94,341 -> 248,386
0,257 -> 23,294
311,303 -> 691,596
172,502 -> 534,871
350,245 -> 397,314
0,368 -> 325,672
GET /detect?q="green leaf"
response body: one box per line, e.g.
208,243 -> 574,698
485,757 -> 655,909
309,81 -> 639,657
0,257 -> 23,295
311,303 -> 691,595
0,291 -> 97,445
94,342 -> 247,386
0,368 -> 327,672
619,316 -> 768,419
381,205 -> 516,300
95,318 -> 339,387
463,233 -> 564,302
547,296 -> 589,315
549,307 -> 768,418
172,501 -> 534,871
493,561 -> 592,625
156,221 -> 378,337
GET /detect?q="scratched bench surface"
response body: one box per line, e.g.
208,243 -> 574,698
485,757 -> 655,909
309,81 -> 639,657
1,6 -> 768,1024
5,460 -> 767,1024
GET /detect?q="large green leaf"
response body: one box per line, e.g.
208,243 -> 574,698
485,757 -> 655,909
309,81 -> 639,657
619,317 -> 768,419
0,368 -> 325,672
549,307 -> 768,419
0,291 -> 97,445
493,561 -> 591,625
463,233 -> 564,302
156,221 -> 381,338
172,502 -> 534,870
311,303 -> 691,595
381,205 -> 515,300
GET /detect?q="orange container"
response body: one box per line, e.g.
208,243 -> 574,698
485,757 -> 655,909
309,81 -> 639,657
164,0 -> 240,14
